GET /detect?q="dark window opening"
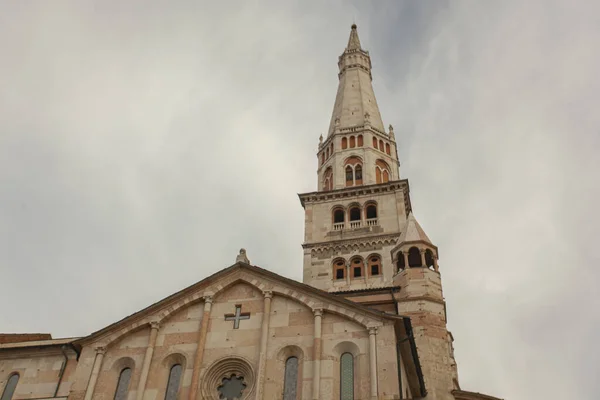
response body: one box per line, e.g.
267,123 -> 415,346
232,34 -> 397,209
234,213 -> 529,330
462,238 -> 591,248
366,205 -> 377,219
371,265 -> 379,276
353,267 -> 362,277
349,208 -> 361,221
408,247 -> 422,267
333,209 -> 345,224
336,269 -> 344,279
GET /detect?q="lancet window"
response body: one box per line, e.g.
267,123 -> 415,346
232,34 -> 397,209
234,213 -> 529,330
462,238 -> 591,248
283,357 -> 299,400
164,364 -> 182,400
340,353 -> 354,400
114,368 -> 132,400
375,160 -> 390,183
1,374 -> 19,400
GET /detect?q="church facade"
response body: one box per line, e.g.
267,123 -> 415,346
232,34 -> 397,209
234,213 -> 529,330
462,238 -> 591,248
0,26 -> 501,400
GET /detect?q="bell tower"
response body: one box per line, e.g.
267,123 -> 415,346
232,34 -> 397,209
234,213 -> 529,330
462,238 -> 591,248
299,24 -> 410,293
299,24 -> 461,399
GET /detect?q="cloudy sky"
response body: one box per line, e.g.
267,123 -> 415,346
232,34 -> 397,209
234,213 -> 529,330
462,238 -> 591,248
1,1 -> 599,399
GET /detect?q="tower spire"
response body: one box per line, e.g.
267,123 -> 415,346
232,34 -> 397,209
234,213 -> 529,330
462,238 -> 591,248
327,24 -> 385,136
347,23 -> 361,50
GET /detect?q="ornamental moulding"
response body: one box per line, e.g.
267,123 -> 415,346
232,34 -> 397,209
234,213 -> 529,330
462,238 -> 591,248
299,180 -> 410,208
304,234 -> 399,253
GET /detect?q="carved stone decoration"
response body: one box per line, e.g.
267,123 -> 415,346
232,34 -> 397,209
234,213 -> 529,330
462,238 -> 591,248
236,248 -> 250,264
200,356 -> 256,400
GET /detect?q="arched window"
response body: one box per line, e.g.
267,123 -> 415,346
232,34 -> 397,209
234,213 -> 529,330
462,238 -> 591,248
368,256 -> 381,276
382,170 -> 389,182
114,368 -> 132,400
349,207 -> 361,222
365,204 -> 377,220
333,259 -> 346,280
1,374 -> 19,400
408,247 -> 422,267
323,167 -> 333,191
357,135 -> 363,147
397,253 -> 406,272
326,147 -> 330,159
349,136 -> 356,148
342,137 -> 348,149
372,136 -> 378,148
351,258 -> 364,278
340,353 -> 354,400
320,153 -> 325,165
379,140 -> 384,151
283,356 -> 299,400
425,249 -> 435,269
164,364 -> 182,400
333,208 -> 345,226
354,165 -> 362,185
330,143 -> 334,155
375,160 -> 391,184
385,143 -> 391,155
345,166 -> 353,186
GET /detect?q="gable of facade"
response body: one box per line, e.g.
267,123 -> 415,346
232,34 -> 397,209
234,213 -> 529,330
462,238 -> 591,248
1,263 -> 424,400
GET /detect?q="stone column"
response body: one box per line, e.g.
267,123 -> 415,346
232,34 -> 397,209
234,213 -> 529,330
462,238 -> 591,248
255,291 -> 273,399
402,251 -> 409,270
312,308 -> 323,400
189,296 -> 213,400
346,262 -> 351,285
136,321 -> 160,400
368,327 -> 378,399
84,346 -> 106,400
419,249 -> 427,267
433,255 -> 439,272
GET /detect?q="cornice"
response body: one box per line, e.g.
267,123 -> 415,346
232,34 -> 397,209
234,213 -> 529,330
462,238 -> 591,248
298,180 -> 410,211
303,233 -> 400,252
394,295 -> 446,307
452,390 -> 504,400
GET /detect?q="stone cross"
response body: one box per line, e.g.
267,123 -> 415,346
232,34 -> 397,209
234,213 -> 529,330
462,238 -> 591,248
224,305 -> 250,329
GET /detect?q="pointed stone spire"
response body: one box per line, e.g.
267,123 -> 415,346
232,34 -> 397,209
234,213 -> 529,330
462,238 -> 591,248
399,212 -> 433,244
327,24 -> 385,136
347,24 -> 361,50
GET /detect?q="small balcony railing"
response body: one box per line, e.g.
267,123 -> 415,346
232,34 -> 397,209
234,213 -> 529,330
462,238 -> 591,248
349,221 -> 361,229
366,218 -> 378,226
333,222 -> 345,231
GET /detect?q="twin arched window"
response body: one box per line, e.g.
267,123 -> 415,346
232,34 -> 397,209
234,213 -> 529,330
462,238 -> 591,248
1,374 -> 19,400
345,165 -> 362,186
340,353 -> 354,400
345,157 -> 363,187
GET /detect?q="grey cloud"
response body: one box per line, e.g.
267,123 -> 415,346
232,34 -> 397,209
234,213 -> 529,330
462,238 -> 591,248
1,1 -> 598,399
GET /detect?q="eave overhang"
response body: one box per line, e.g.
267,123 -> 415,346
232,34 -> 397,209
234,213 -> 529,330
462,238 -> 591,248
298,180 -> 411,216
